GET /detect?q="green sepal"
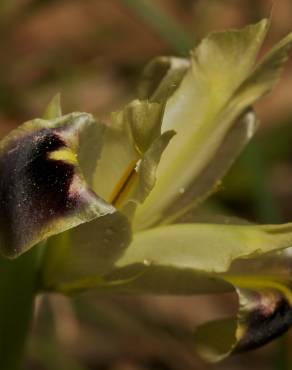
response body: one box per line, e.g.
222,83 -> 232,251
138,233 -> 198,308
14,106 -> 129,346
42,93 -> 62,120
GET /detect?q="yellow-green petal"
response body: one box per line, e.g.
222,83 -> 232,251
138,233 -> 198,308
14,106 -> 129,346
42,93 -> 62,120
117,222 -> 292,273
134,19 -> 286,230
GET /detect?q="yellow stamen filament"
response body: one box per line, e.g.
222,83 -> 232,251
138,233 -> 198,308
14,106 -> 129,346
109,160 -> 137,207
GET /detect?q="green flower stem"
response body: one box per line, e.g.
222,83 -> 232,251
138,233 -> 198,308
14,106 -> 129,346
0,245 -> 41,370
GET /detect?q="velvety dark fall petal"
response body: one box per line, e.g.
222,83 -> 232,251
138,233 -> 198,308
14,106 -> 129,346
194,252 -> 292,361
0,112 -> 114,258
235,288 -> 292,353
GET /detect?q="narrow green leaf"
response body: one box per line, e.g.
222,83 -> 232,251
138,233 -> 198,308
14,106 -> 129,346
118,0 -> 193,55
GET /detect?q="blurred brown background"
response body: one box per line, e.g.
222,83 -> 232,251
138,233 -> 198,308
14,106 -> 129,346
1,1 -> 291,369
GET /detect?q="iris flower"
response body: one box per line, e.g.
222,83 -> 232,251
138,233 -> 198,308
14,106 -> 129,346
0,19 -> 292,367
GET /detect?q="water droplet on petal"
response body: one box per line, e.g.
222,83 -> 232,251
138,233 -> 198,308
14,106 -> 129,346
105,228 -> 114,236
179,187 -> 185,194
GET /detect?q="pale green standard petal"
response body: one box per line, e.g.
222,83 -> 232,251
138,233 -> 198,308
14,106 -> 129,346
134,19 -> 291,230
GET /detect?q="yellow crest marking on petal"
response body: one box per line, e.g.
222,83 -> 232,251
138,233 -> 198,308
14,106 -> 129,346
48,148 -> 78,165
